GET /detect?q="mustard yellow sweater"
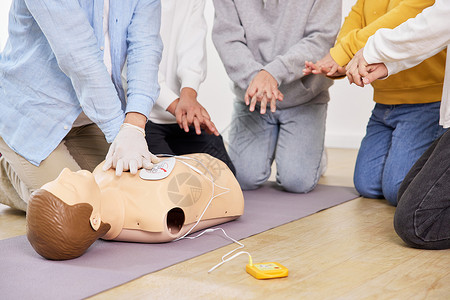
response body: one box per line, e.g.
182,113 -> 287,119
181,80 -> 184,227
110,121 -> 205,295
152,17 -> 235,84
330,0 -> 446,104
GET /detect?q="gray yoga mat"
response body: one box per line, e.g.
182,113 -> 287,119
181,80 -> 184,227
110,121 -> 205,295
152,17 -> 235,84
0,183 -> 358,299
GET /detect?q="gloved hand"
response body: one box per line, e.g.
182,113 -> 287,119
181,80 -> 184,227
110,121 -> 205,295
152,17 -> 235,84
102,123 -> 159,176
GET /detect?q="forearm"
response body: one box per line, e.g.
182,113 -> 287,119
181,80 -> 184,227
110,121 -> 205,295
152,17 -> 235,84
382,45 -> 446,76
177,0 -> 207,92
364,0 -> 450,65
126,0 -> 163,118
332,0 -> 436,67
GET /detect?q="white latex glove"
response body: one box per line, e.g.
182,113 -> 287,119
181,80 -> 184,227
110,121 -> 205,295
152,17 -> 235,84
102,123 -> 159,176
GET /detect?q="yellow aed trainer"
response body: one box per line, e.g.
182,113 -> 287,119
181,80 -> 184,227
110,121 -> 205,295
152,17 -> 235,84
246,262 -> 289,280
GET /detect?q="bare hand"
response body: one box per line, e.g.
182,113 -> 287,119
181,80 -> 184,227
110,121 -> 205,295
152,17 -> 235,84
360,63 -> 388,85
245,70 -> 284,114
169,88 -> 219,136
303,53 -> 346,77
346,49 -> 370,87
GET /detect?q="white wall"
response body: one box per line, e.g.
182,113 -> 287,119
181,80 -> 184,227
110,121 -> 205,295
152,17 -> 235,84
0,0 -> 374,149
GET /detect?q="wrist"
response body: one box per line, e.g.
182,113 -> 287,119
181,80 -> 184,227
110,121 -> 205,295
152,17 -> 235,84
121,123 -> 145,136
124,112 -> 147,129
166,98 -> 180,115
180,87 -> 198,100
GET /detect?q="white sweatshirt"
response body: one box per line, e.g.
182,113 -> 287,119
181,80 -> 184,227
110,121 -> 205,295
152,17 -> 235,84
148,0 -> 207,124
363,0 -> 450,128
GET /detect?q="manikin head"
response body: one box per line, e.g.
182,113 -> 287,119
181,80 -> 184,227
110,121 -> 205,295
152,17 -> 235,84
26,169 -> 111,260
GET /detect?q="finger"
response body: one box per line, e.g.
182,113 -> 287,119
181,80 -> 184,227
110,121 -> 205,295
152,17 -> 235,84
273,88 -> 283,102
347,74 -> 354,85
245,84 -> 257,105
319,64 -> 330,74
201,114 -> 217,135
203,118 -> 219,136
346,68 -> 355,85
186,109 -> 197,125
102,147 -> 114,171
352,67 -> 364,87
193,117 -> 202,135
350,71 -> 362,87
200,107 -> 211,120
260,95 -> 267,114
327,64 -> 338,76
265,87 -> 273,100
244,90 -> 250,105
363,68 -> 386,85
142,158 -> 154,170
358,63 -> 369,78
249,96 -> 257,112
255,89 -> 264,102
115,160 -> 124,176
142,152 -> 158,169
194,108 -> 205,124
129,160 -> 138,175
150,153 -> 160,163
182,114 -> 189,132
175,110 -> 184,128
270,96 -> 277,113
102,156 -> 113,171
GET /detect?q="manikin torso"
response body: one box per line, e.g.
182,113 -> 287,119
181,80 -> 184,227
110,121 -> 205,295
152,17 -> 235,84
41,154 -> 244,243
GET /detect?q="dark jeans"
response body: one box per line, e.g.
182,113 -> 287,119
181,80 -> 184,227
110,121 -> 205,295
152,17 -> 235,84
395,128 -> 450,249
145,121 -> 236,175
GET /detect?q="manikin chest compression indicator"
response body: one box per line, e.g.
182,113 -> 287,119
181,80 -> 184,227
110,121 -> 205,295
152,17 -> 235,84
146,155 -> 288,279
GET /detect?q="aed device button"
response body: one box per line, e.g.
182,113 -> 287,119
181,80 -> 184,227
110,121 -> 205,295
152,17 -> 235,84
246,262 -> 288,280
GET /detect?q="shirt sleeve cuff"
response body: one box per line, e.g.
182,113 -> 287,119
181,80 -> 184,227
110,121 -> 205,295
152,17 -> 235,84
263,59 -> 288,85
157,85 -> 179,110
329,44 -> 352,67
99,113 -> 125,143
125,94 -> 155,119
180,74 -> 202,94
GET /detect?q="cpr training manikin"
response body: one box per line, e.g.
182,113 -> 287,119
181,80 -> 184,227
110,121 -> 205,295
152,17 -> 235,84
26,153 -> 244,260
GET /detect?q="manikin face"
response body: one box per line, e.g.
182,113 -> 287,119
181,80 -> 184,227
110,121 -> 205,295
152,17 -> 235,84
40,168 -> 103,230
41,168 -> 101,206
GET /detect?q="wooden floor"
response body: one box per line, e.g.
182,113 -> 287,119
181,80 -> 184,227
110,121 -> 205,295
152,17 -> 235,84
1,148 -> 450,299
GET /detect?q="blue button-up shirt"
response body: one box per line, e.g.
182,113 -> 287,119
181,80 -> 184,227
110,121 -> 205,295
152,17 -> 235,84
0,0 -> 162,166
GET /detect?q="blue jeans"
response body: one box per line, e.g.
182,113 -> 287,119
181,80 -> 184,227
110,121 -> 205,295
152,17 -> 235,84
227,100 -> 327,193
354,102 -> 445,206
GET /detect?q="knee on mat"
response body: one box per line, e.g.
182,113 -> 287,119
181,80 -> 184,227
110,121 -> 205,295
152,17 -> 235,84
354,178 -> 383,200
278,175 -> 317,194
235,172 -> 266,191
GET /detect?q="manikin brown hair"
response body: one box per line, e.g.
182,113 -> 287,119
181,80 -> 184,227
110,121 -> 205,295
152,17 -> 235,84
26,189 -> 110,260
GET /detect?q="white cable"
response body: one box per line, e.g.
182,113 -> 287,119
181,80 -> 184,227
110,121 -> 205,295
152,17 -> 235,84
156,154 -> 248,273
185,227 -> 251,273
208,251 -> 252,273
155,154 -> 231,241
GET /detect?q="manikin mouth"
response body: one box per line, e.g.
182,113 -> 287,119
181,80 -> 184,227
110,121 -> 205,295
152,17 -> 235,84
166,207 -> 185,235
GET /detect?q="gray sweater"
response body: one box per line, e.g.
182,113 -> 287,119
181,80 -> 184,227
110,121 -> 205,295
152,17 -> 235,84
212,0 -> 341,109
